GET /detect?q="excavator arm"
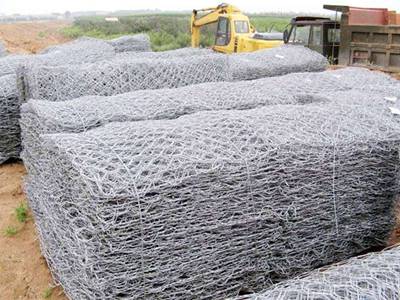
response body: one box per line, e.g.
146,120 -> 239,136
191,3 -> 241,47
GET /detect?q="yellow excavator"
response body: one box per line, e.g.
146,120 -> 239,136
191,3 -> 283,53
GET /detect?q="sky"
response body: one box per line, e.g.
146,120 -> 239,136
1,0 -> 400,15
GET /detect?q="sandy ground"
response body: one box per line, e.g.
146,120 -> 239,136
0,20 -> 71,300
0,21 -> 71,54
0,162 -> 66,299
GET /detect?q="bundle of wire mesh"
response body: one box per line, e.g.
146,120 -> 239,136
0,74 -> 19,163
0,38 -> 118,163
24,98 -> 400,299
20,53 -> 232,101
41,34 -> 151,54
0,45 -> 328,164
20,67 -> 400,173
0,34 -> 154,163
20,45 -> 328,102
229,45 -> 327,80
235,245 -> 400,299
114,47 -> 214,60
0,38 -> 116,77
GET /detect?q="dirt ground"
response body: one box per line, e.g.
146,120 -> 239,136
0,162 -> 66,299
0,20 -> 71,300
0,21 -> 71,54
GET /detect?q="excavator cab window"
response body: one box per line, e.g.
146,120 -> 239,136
234,21 -> 250,33
215,17 -> 231,46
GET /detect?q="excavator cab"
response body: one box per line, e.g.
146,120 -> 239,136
191,3 -> 283,53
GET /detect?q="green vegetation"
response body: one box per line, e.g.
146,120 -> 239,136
43,287 -> 54,299
15,203 -> 28,223
61,14 -> 291,51
4,225 -> 18,237
38,31 -> 48,38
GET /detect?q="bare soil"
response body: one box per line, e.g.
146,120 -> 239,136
0,21 -> 71,54
0,162 -> 66,299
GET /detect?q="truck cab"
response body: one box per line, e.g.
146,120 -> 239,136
284,17 -> 340,63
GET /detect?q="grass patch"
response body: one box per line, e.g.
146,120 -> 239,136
4,226 -> 18,237
15,203 -> 28,223
38,31 -> 48,38
43,287 -> 53,299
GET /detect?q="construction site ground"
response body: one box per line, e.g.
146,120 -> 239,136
0,20 -> 399,300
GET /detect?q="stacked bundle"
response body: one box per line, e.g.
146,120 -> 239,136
19,45 -> 328,102
0,33 -> 161,163
24,100 -> 400,299
238,245 -> 400,299
20,54 -> 232,101
114,47 -> 214,60
0,39 -> 116,77
20,68 -> 400,177
0,38 -> 116,163
230,45 -> 328,80
41,34 -> 152,54
1,45 -> 329,164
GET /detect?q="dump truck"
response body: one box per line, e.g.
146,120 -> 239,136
284,5 -> 400,72
191,3 -> 283,53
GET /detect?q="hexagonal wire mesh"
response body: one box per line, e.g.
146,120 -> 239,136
1,45 -> 328,163
233,245 -> 400,300
23,86 -> 400,299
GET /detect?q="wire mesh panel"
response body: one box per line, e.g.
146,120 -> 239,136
229,45 -> 327,80
114,47 -> 215,60
0,38 -> 116,77
0,39 -> 117,163
41,34 -> 151,54
20,45 -> 328,102
21,54 -> 231,102
24,99 -> 400,299
0,45 -> 329,164
234,245 -> 400,300
19,67 -> 400,173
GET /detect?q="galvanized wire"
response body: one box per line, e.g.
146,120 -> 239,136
0,38 -> 116,77
229,45 -> 327,80
0,37 -> 203,163
20,45 -> 327,102
114,47 -> 214,60
234,245 -> 400,300
20,67 -> 400,174
24,97 -> 400,299
20,53 -> 231,102
41,34 -> 151,54
0,38 -> 117,163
